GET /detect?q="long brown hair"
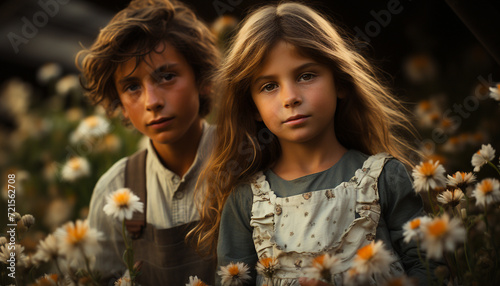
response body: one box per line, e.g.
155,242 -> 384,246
76,0 -> 219,117
191,2 -> 420,256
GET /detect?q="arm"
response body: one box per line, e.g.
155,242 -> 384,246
216,184 -> 258,285
87,159 -> 128,285
378,160 -> 441,286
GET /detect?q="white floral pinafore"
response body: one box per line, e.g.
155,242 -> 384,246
250,153 -> 404,285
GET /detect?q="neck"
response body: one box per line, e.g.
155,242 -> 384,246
272,131 -> 347,181
152,119 -> 204,177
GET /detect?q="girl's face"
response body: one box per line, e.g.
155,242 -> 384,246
251,41 -> 341,146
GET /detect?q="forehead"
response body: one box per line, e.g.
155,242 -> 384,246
254,41 -> 316,75
114,41 -> 188,80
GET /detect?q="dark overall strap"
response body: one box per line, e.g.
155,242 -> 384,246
124,149 -> 148,239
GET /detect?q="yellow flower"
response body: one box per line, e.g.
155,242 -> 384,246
33,234 -> 59,264
437,189 -> 465,208
256,256 -> 280,279
421,214 -> 465,259
103,188 -> 144,221
61,156 -> 91,182
446,171 -> 476,190
217,262 -> 251,286
70,115 -> 111,144
412,160 -> 447,193
54,220 -> 102,268
353,241 -> 396,276
186,276 -> 208,286
403,216 -> 431,243
471,144 -> 495,172
472,178 -> 500,208
305,253 -> 340,283
489,84 -> 500,101
32,273 -> 59,286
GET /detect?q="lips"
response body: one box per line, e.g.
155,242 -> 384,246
147,117 -> 174,126
284,114 -> 309,123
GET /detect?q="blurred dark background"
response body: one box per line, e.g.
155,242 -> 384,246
1,0 -> 499,170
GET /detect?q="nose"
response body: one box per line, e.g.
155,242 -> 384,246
281,83 -> 302,108
144,83 -> 164,112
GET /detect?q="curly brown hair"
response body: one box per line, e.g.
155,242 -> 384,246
76,0 -> 219,117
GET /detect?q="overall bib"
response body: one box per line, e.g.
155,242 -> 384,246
250,153 -> 404,285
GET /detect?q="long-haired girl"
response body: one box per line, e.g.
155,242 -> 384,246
192,2 -> 432,285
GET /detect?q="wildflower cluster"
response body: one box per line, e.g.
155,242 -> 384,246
408,144 -> 500,285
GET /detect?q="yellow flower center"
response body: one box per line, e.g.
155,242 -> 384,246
419,161 -> 436,177
195,281 -> 207,286
419,101 -> 431,111
428,219 -> 447,237
84,116 -> 98,128
65,223 -> 88,245
479,180 -> 493,195
497,83 -> 500,90
357,242 -> 374,261
113,191 -> 131,207
260,257 -> 273,268
228,265 -> 240,276
410,218 -> 421,230
69,158 -> 81,170
312,254 -> 326,267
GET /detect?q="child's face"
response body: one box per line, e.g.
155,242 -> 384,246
114,41 -> 202,146
250,41 -> 340,145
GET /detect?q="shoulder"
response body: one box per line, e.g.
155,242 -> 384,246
226,183 -> 253,209
90,157 -> 129,205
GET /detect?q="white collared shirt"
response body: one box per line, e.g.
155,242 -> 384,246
87,121 -> 215,280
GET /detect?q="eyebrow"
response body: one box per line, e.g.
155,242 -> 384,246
252,62 -> 320,87
117,63 -> 178,86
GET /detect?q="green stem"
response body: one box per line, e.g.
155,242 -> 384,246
463,242 -> 472,273
416,240 -> 433,286
487,161 -> 500,176
81,248 -> 100,286
427,190 -> 436,215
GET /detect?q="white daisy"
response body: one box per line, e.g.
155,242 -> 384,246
0,244 -> 28,267
37,62 -> 62,84
403,216 -> 431,243
70,115 -> 111,144
489,84 -> 500,101
61,156 -> 91,182
305,253 -> 340,283
33,234 -> 59,264
255,256 -> 280,280
412,160 -> 447,193
471,144 -> 496,172
352,240 -> 396,277
32,274 -> 59,286
115,270 -> 132,286
446,171 -> 476,189
186,276 -> 208,286
55,74 -> 80,95
218,262 -> 251,286
420,213 -> 466,259
103,188 -> 144,221
437,189 -> 465,208
472,178 -> 500,208
20,214 -> 35,229
54,220 -> 102,268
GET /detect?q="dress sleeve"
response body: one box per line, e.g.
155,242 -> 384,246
378,159 -> 441,286
216,183 -> 258,285
87,159 -> 128,285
